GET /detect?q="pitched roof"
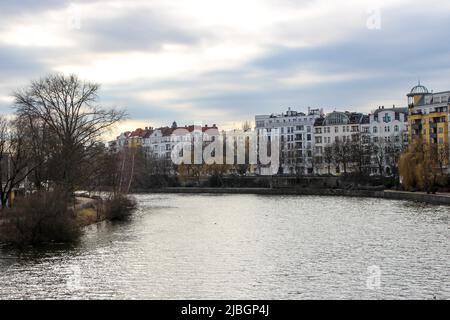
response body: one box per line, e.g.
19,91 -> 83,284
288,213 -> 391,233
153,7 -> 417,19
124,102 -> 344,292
129,128 -> 146,137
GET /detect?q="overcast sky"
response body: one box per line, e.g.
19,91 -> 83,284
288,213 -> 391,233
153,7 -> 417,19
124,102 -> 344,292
1,0 -> 450,132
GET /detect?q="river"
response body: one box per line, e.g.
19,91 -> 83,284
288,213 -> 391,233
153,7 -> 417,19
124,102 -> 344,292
0,193 -> 449,299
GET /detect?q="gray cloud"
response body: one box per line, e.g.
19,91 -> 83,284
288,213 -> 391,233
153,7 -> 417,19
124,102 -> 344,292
1,1 -> 450,128
76,8 -> 203,52
0,1 -> 68,15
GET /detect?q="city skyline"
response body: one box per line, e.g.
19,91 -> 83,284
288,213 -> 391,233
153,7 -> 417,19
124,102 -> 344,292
1,0 -> 450,132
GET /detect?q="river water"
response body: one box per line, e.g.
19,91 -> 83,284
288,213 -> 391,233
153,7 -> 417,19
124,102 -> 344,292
0,193 -> 449,299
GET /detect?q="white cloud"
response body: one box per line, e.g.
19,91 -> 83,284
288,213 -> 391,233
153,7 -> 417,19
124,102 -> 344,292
0,24 -> 74,48
279,70 -> 370,87
0,96 -> 14,103
54,41 -> 262,85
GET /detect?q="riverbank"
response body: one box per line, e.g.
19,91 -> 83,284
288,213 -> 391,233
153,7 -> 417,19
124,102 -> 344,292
0,193 -> 136,246
138,187 -> 450,206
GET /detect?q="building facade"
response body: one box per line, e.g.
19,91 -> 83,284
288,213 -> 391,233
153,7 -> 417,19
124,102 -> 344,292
255,108 -> 323,175
368,106 -> 408,175
313,111 -> 370,175
111,122 -> 219,161
407,83 -> 449,146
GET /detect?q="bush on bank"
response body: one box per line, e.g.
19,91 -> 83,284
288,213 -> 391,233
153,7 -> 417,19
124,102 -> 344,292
103,193 -> 137,221
0,191 -> 81,246
0,192 -> 138,246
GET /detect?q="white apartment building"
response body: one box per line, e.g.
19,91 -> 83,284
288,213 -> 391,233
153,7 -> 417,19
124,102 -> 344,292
368,106 -> 409,175
104,121 -> 216,162
142,124 -> 218,160
314,111 -> 370,175
255,107 -> 323,175
143,126 -> 174,159
369,106 -> 408,145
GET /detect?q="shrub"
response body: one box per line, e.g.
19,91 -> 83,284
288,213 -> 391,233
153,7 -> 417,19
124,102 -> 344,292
104,194 -> 137,221
0,191 -> 81,246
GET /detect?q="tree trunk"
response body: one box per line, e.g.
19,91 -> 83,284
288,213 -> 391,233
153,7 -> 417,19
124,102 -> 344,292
0,193 -> 7,208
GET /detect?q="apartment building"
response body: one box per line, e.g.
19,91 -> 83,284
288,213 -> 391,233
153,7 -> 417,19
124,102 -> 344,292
407,83 -> 449,146
313,111 -> 369,175
111,122 -> 219,161
255,107 -> 323,175
369,106 -> 409,175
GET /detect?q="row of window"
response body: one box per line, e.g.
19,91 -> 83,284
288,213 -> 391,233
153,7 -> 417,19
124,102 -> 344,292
282,142 -> 312,150
267,117 -> 316,124
372,125 -> 400,133
280,126 -> 312,133
315,126 -> 360,134
373,112 -> 403,123
422,127 -> 445,135
281,134 -> 312,142
315,134 -> 406,144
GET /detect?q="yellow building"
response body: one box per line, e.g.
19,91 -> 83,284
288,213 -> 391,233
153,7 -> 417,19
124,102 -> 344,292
407,83 -> 449,146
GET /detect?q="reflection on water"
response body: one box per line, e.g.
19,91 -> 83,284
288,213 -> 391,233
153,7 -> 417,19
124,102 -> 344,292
1,194 -> 449,299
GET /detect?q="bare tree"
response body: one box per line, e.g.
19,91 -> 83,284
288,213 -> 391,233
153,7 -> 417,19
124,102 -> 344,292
15,113 -> 55,191
385,134 -> 407,178
435,143 -> 450,175
0,117 -> 38,208
372,138 -> 387,176
323,145 -> 334,175
332,139 -> 351,174
13,74 -> 126,195
293,150 -> 305,177
349,133 -> 371,175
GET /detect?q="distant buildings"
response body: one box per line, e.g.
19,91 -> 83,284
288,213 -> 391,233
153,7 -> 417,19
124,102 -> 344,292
257,105 -> 410,176
109,122 -> 218,160
111,83 -> 450,177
